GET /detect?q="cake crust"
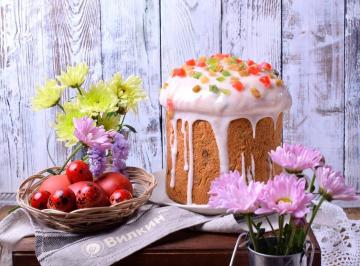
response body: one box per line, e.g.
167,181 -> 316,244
166,113 -> 283,205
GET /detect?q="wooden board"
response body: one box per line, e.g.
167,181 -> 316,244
100,0 -> 162,172
345,0 -> 360,192
0,0 -> 102,193
222,0 -> 281,70
282,0 -> 345,172
1,0 -> 360,195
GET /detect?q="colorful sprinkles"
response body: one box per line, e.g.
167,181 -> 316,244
209,84 -> 220,94
167,54 -> 283,99
192,85 -> 201,93
192,71 -> 202,79
172,68 -> 186,77
259,75 -> 272,88
250,87 -> 261,99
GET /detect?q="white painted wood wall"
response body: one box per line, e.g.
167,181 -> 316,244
0,0 -> 359,194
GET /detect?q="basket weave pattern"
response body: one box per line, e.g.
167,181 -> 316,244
17,166 -> 157,233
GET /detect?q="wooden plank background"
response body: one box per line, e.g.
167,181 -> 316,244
0,0 -> 359,195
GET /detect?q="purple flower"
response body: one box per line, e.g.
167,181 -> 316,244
112,132 -> 129,171
73,117 -> 112,150
256,173 -> 313,218
88,147 -> 107,177
208,171 -> 264,214
269,143 -> 324,172
316,165 -> 359,201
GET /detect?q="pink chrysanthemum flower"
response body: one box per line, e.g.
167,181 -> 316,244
255,173 -> 313,218
73,117 -> 112,150
316,165 -> 359,201
208,171 -> 264,214
269,143 -> 324,172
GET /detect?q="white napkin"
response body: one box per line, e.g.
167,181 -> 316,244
0,208 -> 34,266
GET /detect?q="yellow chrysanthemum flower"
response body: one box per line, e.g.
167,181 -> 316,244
108,73 -> 146,112
77,81 -> 118,116
56,62 -> 89,88
54,102 -> 88,147
97,112 -> 122,131
31,79 -> 63,111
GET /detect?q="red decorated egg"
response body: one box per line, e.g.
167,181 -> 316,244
29,190 -> 50,210
47,188 -> 76,212
74,181 -> 109,209
39,175 -> 71,194
96,172 -> 133,197
109,189 -> 133,205
66,160 -> 93,183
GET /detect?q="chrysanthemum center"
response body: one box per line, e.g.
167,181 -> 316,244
277,197 -> 292,204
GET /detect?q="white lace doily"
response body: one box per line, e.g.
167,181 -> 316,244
312,201 -> 360,266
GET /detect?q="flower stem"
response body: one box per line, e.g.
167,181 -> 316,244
120,113 -> 127,128
285,221 -> 296,255
265,216 -> 277,238
46,132 -> 56,166
56,103 -> 65,113
304,196 -> 325,242
75,86 -> 83,95
57,143 -> 83,174
277,215 -> 284,254
308,173 -> 316,192
246,214 -> 258,252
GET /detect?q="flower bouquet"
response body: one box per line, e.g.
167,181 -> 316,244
209,143 -> 359,266
16,63 -> 156,233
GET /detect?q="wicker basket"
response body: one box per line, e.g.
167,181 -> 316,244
17,166 -> 157,233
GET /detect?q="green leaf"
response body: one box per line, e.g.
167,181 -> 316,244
8,205 -> 21,214
256,222 -> 262,228
123,124 -> 137,133
46,169 -> 58,175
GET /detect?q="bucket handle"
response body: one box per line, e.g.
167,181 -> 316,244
229,232 -> 248,266
301,239 -> 315,266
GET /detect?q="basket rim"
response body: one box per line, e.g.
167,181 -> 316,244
16,166 -> 157,216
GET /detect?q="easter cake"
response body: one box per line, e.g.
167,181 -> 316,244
159,54 -> 292,205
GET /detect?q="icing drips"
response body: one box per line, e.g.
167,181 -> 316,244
187,121 -> 194,204
161,55 -> 292,204
170,119 -> 178,188
251,154 -> 256,180
181,120 -> 189,171
241,152 -> 246,179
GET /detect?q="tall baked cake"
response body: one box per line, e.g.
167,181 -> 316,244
159,54 -> 292,205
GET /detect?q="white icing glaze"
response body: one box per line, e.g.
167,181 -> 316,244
161,57 -> 292,204
247,167 -> 253,182
241,152 -> 246,178
181,120 -> 189,171
251,153 -> 256,180
169,119 -> 178,188
207,116 -> 233,173
159,64 -> 291,118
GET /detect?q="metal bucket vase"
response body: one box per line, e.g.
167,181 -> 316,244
247,237 -> 314,266
229,234 -> 314,266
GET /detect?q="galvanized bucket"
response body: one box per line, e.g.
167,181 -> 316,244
229,235 -> 314,266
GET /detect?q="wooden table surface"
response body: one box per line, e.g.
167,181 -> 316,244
0,206 -> 332,266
